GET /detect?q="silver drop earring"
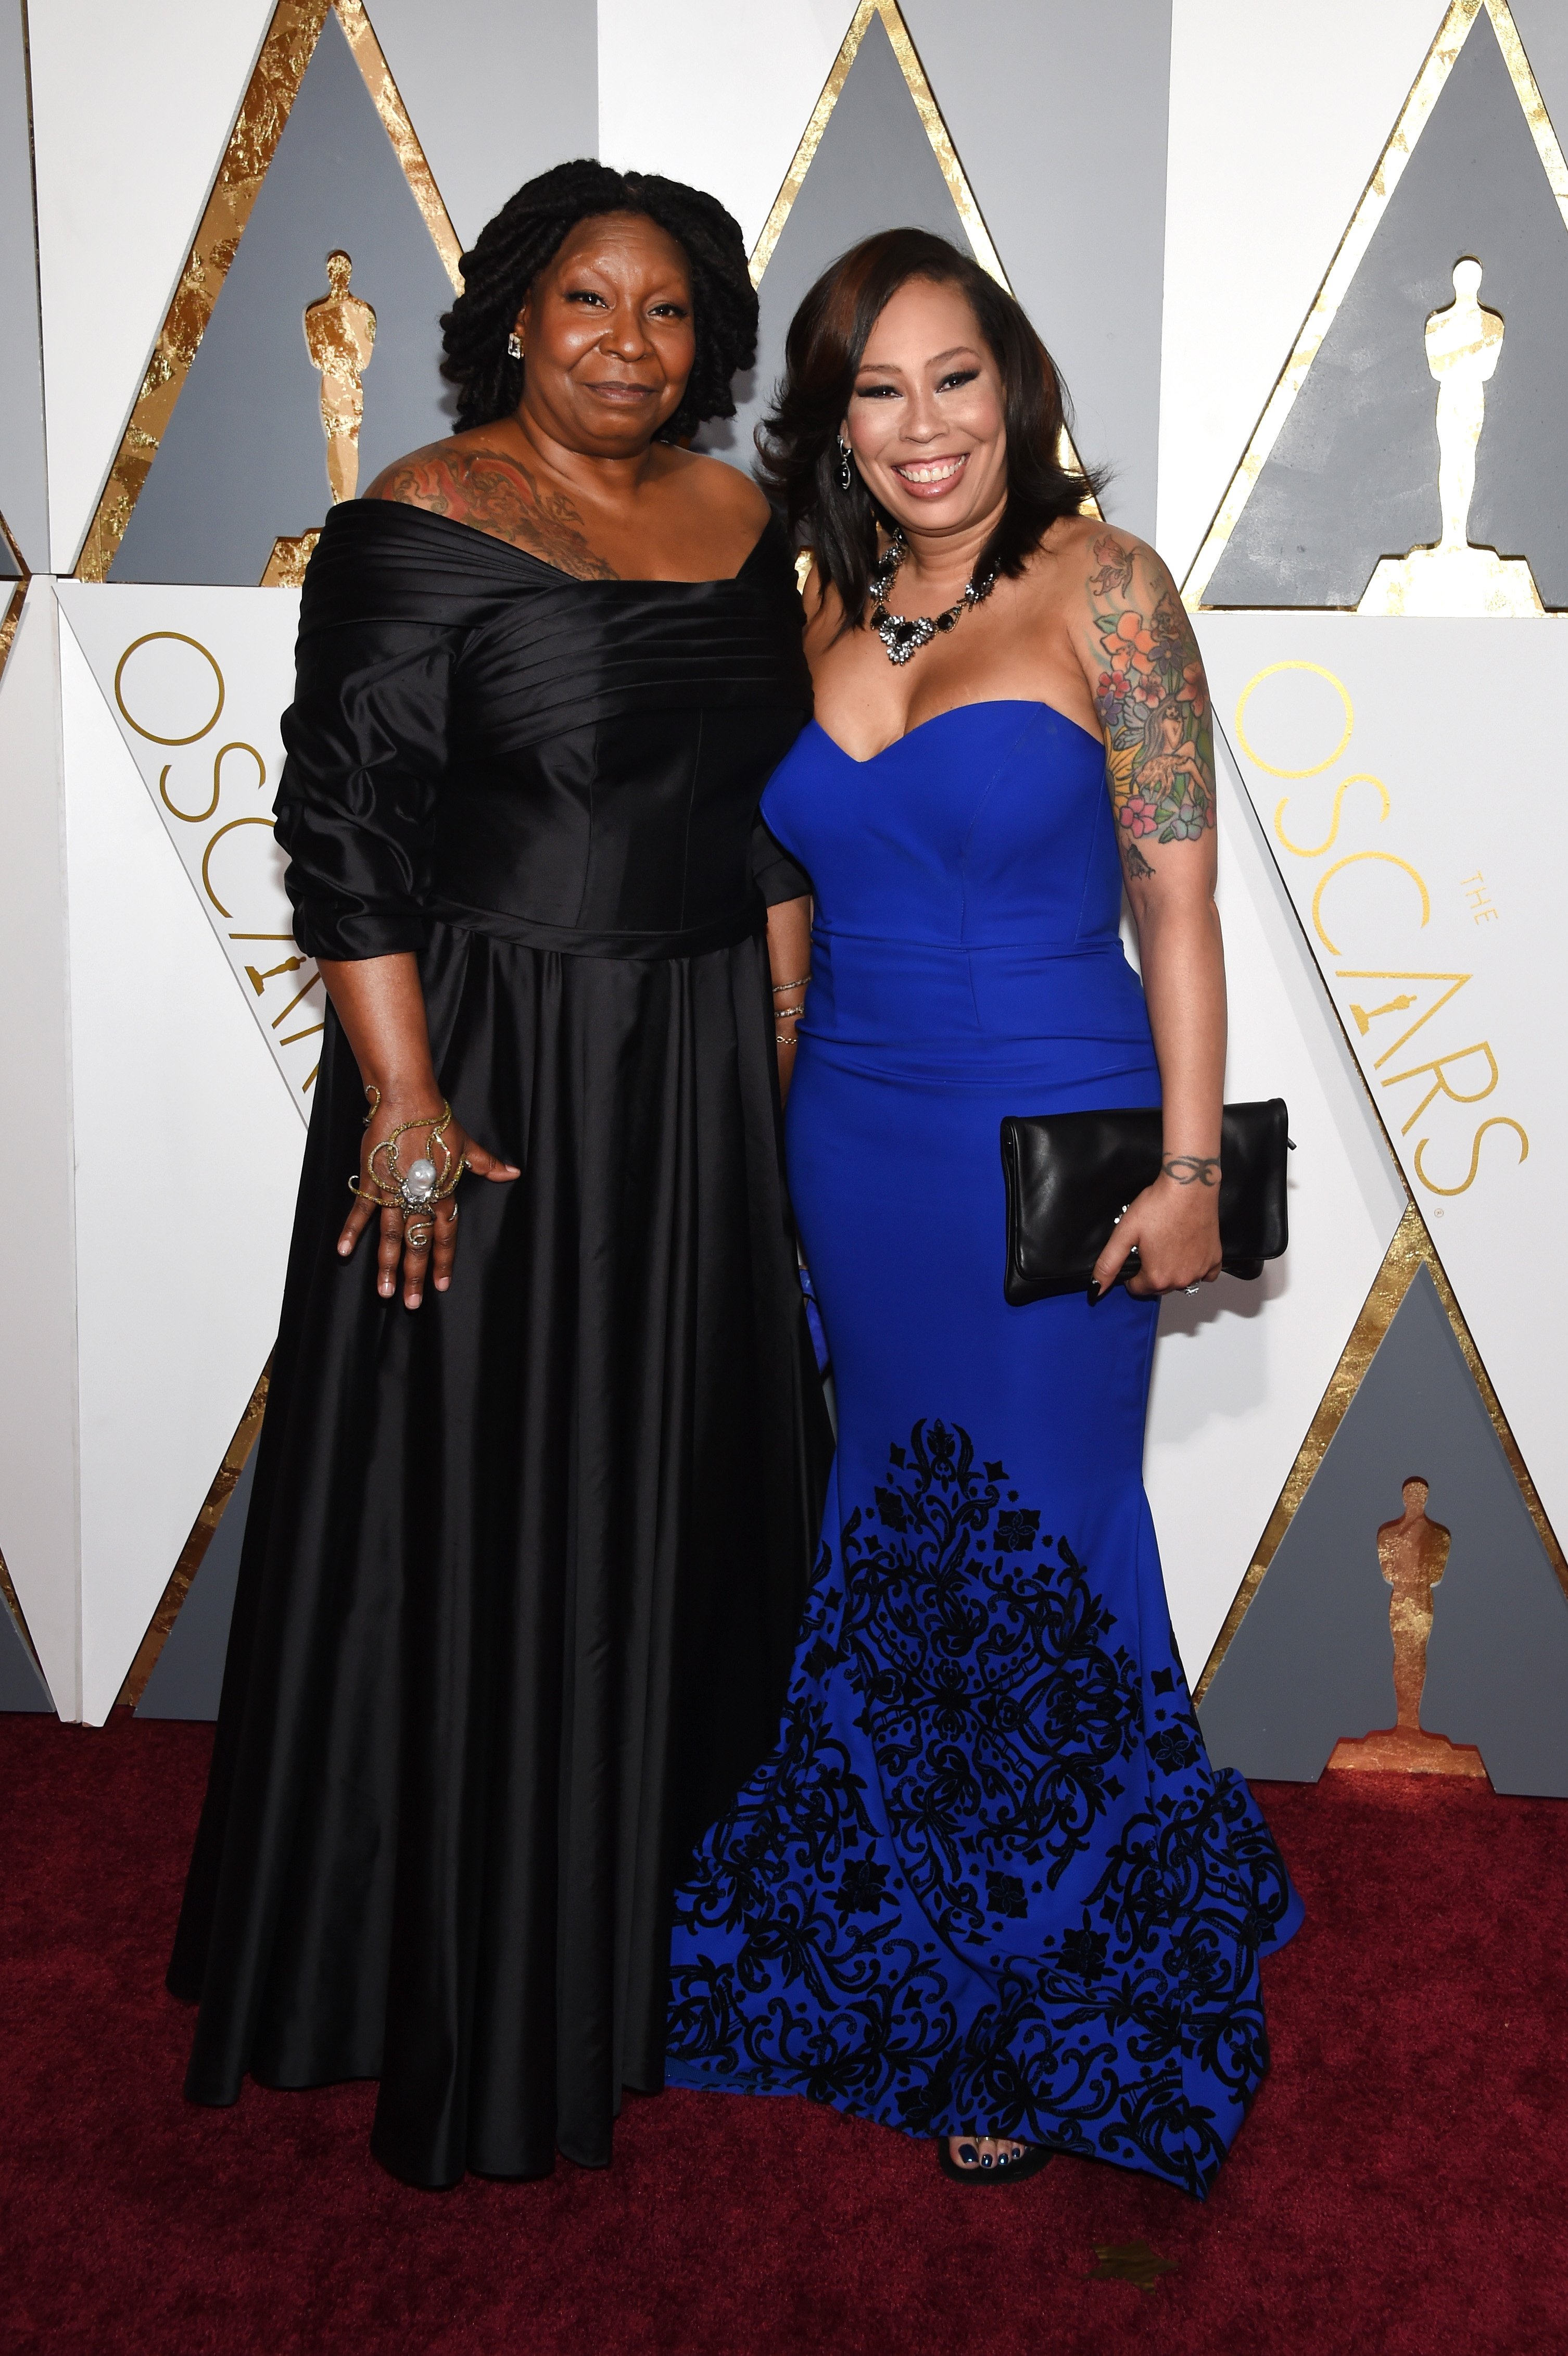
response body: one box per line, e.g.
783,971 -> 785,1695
507,331 -> 524,359
837,435 -> 854,493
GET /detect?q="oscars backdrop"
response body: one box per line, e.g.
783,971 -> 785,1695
1,0 -> 1564,1799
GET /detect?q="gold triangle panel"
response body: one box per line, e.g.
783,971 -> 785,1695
750,0 -> 1098,506
750,0 -> 1006,288
0,577 -> 25,689
1182,0 -> 1568,612
0,1544 -> 49,1700
75,0 -> 460,585
1,504 -> 28,682
116,1364 -> 269,1709
1193,1201 -> 1566,1704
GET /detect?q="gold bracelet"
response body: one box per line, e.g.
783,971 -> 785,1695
772,976 -> 810,993
773,1004 -> 805,1020
775,1030 -> 800,1048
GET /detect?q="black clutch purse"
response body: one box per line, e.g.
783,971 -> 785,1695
1000,1100 -> 1290,1304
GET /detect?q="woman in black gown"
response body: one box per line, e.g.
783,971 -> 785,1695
168,161 -> 830,2188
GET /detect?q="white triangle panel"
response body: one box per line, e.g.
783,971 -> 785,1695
1199,610 -> 1566,1550
58,584 -> 315,1118
0,584 -> 79,1714
57,613 -> 304,1722
1145,717 -> 1408,1681
596,0 -> 847,251
29,0 -> 276,569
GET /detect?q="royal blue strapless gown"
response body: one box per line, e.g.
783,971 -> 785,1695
666,701 -> 1302,2197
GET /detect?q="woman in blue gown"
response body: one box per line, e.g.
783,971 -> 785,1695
664,231 -> 1301,2196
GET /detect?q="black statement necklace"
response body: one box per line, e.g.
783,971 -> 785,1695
867,529 -> 996,665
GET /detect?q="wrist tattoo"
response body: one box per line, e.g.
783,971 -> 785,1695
1162,1153 -> 1221,1188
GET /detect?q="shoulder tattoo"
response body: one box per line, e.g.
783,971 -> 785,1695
372,448 -> 619,581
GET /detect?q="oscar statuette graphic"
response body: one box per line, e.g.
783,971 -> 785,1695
1329,1479 -> 1488,1778
304,248 -> 378,505
261,250 -> 379,586
1359,258 -> 1544,616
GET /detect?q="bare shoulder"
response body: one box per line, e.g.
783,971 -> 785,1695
657,448 -> 771,530
360,429 -> 618,579
1030,514 -> 1183,612
362,430 -> 494,509
1039,520 -> 1203,701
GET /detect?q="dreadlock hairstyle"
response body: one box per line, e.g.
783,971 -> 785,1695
440,159 -> 758,443
757,229 -> 1107,634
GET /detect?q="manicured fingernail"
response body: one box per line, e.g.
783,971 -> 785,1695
434,1277 -> 449,1292
337,1239 -> 351,1256
981,2155 -> 993,2169
407,1292 -> 421,1308
957,2142 -> 978,2165
1087,1281 -> 1102,1305
379,1277 -> 394,1296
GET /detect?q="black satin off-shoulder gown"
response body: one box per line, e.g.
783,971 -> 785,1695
167,499 -> 831,2188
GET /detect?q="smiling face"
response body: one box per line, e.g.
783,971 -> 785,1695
515,210 -> 697,458
842,276 -> 1007,539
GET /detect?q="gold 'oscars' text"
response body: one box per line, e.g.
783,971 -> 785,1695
112,630 -> 318,1093
1241,660 -> 1528,1198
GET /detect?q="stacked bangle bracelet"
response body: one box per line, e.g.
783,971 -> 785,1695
774,973 -> 808,1048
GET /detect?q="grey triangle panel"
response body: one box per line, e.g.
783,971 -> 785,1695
1198,1265 -> 1568,1792
362,0 -> 599,253
1204,10 -> 1568,610
1511,1 -> 1568,159
702,14 -> 973,467
899,0 -> 1172,536
0,0 -> 47,569
135,1444 -> 256,1720
110,10 -> 457,586
0,1596 -> 53,1711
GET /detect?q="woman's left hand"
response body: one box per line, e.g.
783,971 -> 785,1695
1090,1168 -> 1222,1300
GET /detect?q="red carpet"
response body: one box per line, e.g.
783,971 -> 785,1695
3,1715 -> 1565,2354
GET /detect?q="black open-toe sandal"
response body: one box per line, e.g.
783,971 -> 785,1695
937,2137 -> 1054,2185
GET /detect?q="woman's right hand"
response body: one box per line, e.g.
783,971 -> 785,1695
336,1083 -> 520,1309
1090,1164 -> 1222,1301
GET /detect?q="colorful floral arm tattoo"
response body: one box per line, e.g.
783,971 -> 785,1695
1086,533 -> 1215,880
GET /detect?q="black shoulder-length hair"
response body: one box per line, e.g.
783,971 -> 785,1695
439,158 -> 757,444
757,227 -> 1105,629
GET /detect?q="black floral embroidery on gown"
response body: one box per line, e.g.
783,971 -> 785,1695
667,1420 -> 1297,2198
